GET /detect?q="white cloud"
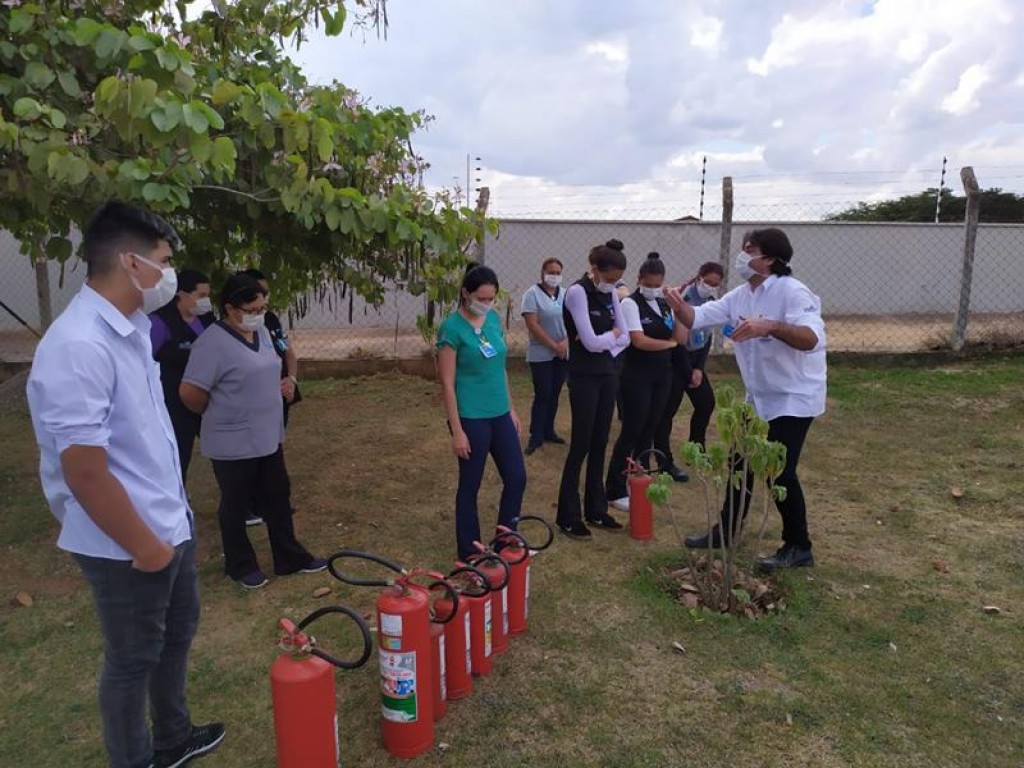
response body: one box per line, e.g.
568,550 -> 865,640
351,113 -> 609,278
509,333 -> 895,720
689,15 -> 723,52
584,40 -> 629,65
941,64 -> 991,115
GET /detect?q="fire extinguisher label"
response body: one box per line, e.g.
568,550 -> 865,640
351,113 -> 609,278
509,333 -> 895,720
484,601 -> 492,657
502,587 -> 509,635
380,613 -> 403,637
463,613 -> 471,674
379,650 -> 417,723
525,564 -> 531,619
439,635 -> 447,700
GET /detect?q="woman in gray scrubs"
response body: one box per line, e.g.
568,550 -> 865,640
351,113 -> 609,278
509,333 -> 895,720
180,273 -> 325,589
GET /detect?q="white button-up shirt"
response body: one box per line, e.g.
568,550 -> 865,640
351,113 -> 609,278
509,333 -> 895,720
692,275 -> 827,421
27,285 -> 192,559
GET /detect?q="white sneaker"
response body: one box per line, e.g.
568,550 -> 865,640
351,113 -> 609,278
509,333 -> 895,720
610,497 -> 630,512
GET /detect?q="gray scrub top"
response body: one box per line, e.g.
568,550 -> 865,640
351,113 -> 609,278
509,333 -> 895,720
182,321 -> 285,461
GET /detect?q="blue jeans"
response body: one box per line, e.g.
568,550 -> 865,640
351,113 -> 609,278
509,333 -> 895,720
74,540 -> 200,768
455,413 -> 527,560
528,358 -> 568,443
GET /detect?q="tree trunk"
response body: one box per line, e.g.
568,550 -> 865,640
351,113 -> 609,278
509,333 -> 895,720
34,257 -> 53,332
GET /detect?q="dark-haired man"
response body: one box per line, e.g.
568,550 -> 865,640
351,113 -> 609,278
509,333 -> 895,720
666,227 -> 827,572
26,200 -> 224,768
150,269 -> 215,485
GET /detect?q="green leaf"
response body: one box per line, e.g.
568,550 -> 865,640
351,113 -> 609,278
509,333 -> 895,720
23,62 -> 55,90
57,70 -> 83,98
211,80 -> 242,106
0,41 -> 17,62
128,79 -> 159,117
191,101 -> 224,131
150,101 -> 182,132
65,156 -> 90,185
95,29 -> 127,61
154,46 -> 180,72
9,9 -> 34,35
13,97 -> 44,120
71,18 -> 104,46
188,131 -> 213,162
211,136 -> 236,172
127,34 -> 157,53
142,182 -> 171,202
45,236 -> 73,262
45,108 -> 67,130
181,103 -> 209,134
94,76 -> 121,108
324,5 -> 347,36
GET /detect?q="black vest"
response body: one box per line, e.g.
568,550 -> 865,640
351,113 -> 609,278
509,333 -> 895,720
564,275 -> 617,376
622,290 -> 674,381
152,302 -> 215,402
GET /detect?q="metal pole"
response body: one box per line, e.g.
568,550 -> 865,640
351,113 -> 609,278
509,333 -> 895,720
713,176 -> 733,354
0,298 -> 42,338
699,155 -> 707,221
934,155 -> 948,223
952,166 -> 980,351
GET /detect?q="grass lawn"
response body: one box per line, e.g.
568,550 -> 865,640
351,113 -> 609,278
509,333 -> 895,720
2,355 -> 1023,767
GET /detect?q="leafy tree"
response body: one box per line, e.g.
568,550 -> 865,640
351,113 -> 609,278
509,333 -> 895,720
0,0 -> 484,324
826,188 -> 1024,223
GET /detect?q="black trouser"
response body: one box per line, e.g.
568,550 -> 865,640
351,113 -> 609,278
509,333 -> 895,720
166,398 -> 200,486
653,368 -> 715,465
210,446 -> 314,579
528,358 -> 568,444
606,373 -> 672,500
557,371 -> 618,525
719,416 -> 814,549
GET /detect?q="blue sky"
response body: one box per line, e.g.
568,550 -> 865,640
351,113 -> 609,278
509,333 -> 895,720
294,0 -> 1024,218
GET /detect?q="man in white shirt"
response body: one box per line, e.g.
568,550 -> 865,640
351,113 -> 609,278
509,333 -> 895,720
666,228 -> 827,572
26,201 -> 224,768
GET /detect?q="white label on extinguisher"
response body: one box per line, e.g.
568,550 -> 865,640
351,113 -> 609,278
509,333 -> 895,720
379,613 -> 402,637
502,586 -> 509,635
484,600 -> 492,657
525,563 -> 531,619
379,650 -> 417,723
463,612 -> 472,673
333,712 -> 340,766
439,635 -> 447,700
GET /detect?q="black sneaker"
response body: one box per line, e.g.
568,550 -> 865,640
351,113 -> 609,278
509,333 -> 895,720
545,433 -> 567,445
664,465 -> 690,483
524,439 -> 542,456
757,544 -> 814,573
153,722 -> 226,768
558,520 -> 592,539
245,514 -> 264,527
586,515 -> 624,531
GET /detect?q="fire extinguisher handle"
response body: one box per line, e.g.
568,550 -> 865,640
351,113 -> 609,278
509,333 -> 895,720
490,529 -> 530,564
465,551 -> 511,591
326,549 -> 405,587
516,515 -> 556,552
296,605 -> 373,670
632,448 -> 668,474
447,564 -> 491,598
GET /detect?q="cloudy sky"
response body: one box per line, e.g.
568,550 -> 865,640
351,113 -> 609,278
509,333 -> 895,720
294,0 -> 1024,219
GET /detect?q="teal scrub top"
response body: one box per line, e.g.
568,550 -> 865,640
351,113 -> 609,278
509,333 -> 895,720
437,310 -> 510,419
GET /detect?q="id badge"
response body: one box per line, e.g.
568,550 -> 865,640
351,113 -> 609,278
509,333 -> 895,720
479,339 -> 497,358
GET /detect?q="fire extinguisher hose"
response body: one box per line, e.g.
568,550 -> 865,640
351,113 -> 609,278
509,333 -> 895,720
427,577 -> 461,624
326,549 -> 406,587
465,549 -> 511,591
294,605 -> 373,669
446,564 -> 491,598
515,515 -> 556,552
490,528 -> 530,564
627,449 -> 668,477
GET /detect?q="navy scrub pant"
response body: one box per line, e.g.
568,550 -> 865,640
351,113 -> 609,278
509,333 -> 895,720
653,367 -> 715,465
527,357 -> 568,444
455,412 -> 527,560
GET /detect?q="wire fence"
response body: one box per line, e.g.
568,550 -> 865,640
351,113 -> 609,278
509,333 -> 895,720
2,174 -> 1023,365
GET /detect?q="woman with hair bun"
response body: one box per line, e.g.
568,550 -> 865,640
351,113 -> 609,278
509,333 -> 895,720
437,264 -> 526,560
556,243 -> 630,538
605,253 -> 687,511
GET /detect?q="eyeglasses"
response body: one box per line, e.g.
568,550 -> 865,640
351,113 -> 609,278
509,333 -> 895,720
233,304 -> 266,315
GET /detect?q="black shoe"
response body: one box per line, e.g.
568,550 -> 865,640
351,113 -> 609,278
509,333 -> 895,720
154,723 -> 226,768
545,433 -> 567,445
558,520 -> 592,539
525,439 -> 542,456
585,514 -> 624,531
664,465 -> 689,483
757,544 -> 814,573
684,527 -> 724,549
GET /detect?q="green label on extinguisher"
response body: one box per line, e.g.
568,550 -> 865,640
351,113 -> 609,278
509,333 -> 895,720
380,649 -> 417,723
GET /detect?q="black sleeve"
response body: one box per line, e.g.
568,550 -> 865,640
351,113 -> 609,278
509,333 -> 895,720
672,345 -> 693,381
690,341 -> 711,372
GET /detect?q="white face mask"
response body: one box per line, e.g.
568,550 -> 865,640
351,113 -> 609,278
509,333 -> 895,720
125,253 -> 177,314
734,251 -> 757,282
596,281 -> 616,294
193,297 -> 213,315
638,286 -> 662,301
240,312 -> 265,331
543,274 -> 562,288
468,300 -> 494,317
696,281 -> 716,299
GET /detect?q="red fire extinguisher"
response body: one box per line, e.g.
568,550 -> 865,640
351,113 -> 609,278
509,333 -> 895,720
468,543 -> 513,656
457,552 -> 507,676
426,580 -> 459,722
271,605 -> 373,768
491,515 -> 555,636
626,450 -> 665,542
327,550 -> 457,760
432,563 -> 489,701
